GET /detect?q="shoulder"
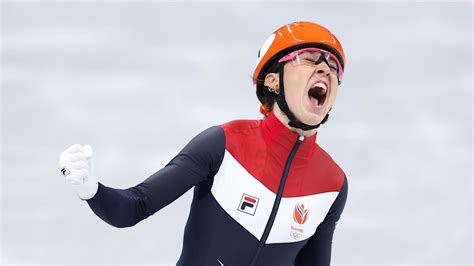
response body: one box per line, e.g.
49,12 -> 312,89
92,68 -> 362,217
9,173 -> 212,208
220,119 -> 261,134
172,126 -> 226,173
188,126 -> 225,146
179,126 -> 225,160
219,119 -> 261,148
314,143 -> 347,192
218,119 -> 263,161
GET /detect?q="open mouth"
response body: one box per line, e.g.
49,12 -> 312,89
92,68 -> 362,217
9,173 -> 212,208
308,81 -> 328,107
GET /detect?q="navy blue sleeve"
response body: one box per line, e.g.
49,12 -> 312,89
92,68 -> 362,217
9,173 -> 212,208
85,126 -> 225,228
294,176 -> 348,266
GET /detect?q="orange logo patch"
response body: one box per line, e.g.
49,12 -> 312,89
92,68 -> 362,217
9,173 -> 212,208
293,203 -> 309,225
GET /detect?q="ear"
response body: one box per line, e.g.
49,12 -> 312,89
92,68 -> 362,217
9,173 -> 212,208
264,73 -> 279,89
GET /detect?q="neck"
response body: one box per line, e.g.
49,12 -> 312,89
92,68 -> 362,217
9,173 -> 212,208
272,104 -> 318,137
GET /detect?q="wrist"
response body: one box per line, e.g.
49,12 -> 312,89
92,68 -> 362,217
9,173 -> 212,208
77,176 -> 99,200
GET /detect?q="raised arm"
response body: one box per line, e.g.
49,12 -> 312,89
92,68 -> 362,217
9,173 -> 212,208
59,126 -> 225,228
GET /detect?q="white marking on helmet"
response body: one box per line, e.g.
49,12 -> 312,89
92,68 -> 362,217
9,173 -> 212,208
252,33 -> 276,74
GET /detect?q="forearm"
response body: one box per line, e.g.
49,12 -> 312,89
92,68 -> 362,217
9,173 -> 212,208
86,182 -> 151,228
86,165 -> 201,228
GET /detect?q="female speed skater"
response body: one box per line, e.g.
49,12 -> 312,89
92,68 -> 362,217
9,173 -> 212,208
58,21 -> 349,266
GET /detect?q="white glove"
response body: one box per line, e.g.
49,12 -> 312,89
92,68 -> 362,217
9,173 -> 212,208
58,144 -> 99,200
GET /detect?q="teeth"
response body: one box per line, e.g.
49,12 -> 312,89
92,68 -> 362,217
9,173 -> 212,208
313,81 -> 327,91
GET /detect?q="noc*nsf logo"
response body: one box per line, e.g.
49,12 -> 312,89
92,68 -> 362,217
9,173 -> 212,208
293,202 -> 309,225
290,202 -> 308,240
237,193 -> 259,216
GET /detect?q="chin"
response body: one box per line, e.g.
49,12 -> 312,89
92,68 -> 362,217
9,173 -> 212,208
300,111 -> 326,126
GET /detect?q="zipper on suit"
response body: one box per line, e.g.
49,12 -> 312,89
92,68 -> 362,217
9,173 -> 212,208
249,135 -> 305,266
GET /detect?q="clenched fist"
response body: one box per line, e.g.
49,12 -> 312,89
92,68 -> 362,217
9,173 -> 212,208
58,144 -> 98,200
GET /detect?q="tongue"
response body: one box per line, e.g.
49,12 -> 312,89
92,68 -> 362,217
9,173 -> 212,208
309,96 -> 320,106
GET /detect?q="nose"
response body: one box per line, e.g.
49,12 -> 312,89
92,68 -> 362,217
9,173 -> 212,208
315,63 -> 330,76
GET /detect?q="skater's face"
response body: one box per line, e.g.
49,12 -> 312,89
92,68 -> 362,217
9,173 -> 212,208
265,50 -> 340,127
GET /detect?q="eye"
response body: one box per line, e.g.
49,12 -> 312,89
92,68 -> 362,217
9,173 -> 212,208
303,58 -> 317,64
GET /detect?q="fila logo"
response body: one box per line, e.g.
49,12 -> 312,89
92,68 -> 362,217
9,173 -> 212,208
293,202 -> 309,225
61,167 -> 70,176
237,193 -> 259,216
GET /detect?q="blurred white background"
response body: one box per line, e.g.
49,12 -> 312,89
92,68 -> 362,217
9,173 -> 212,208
1,1 -> 472,265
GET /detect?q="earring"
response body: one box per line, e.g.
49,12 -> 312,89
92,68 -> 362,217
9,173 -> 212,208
267,85 -> 279,94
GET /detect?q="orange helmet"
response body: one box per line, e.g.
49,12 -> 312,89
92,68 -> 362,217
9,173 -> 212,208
253,21 -> 346,103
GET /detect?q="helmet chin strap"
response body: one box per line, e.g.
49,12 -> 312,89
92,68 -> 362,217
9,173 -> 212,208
276,69 -> 329,131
